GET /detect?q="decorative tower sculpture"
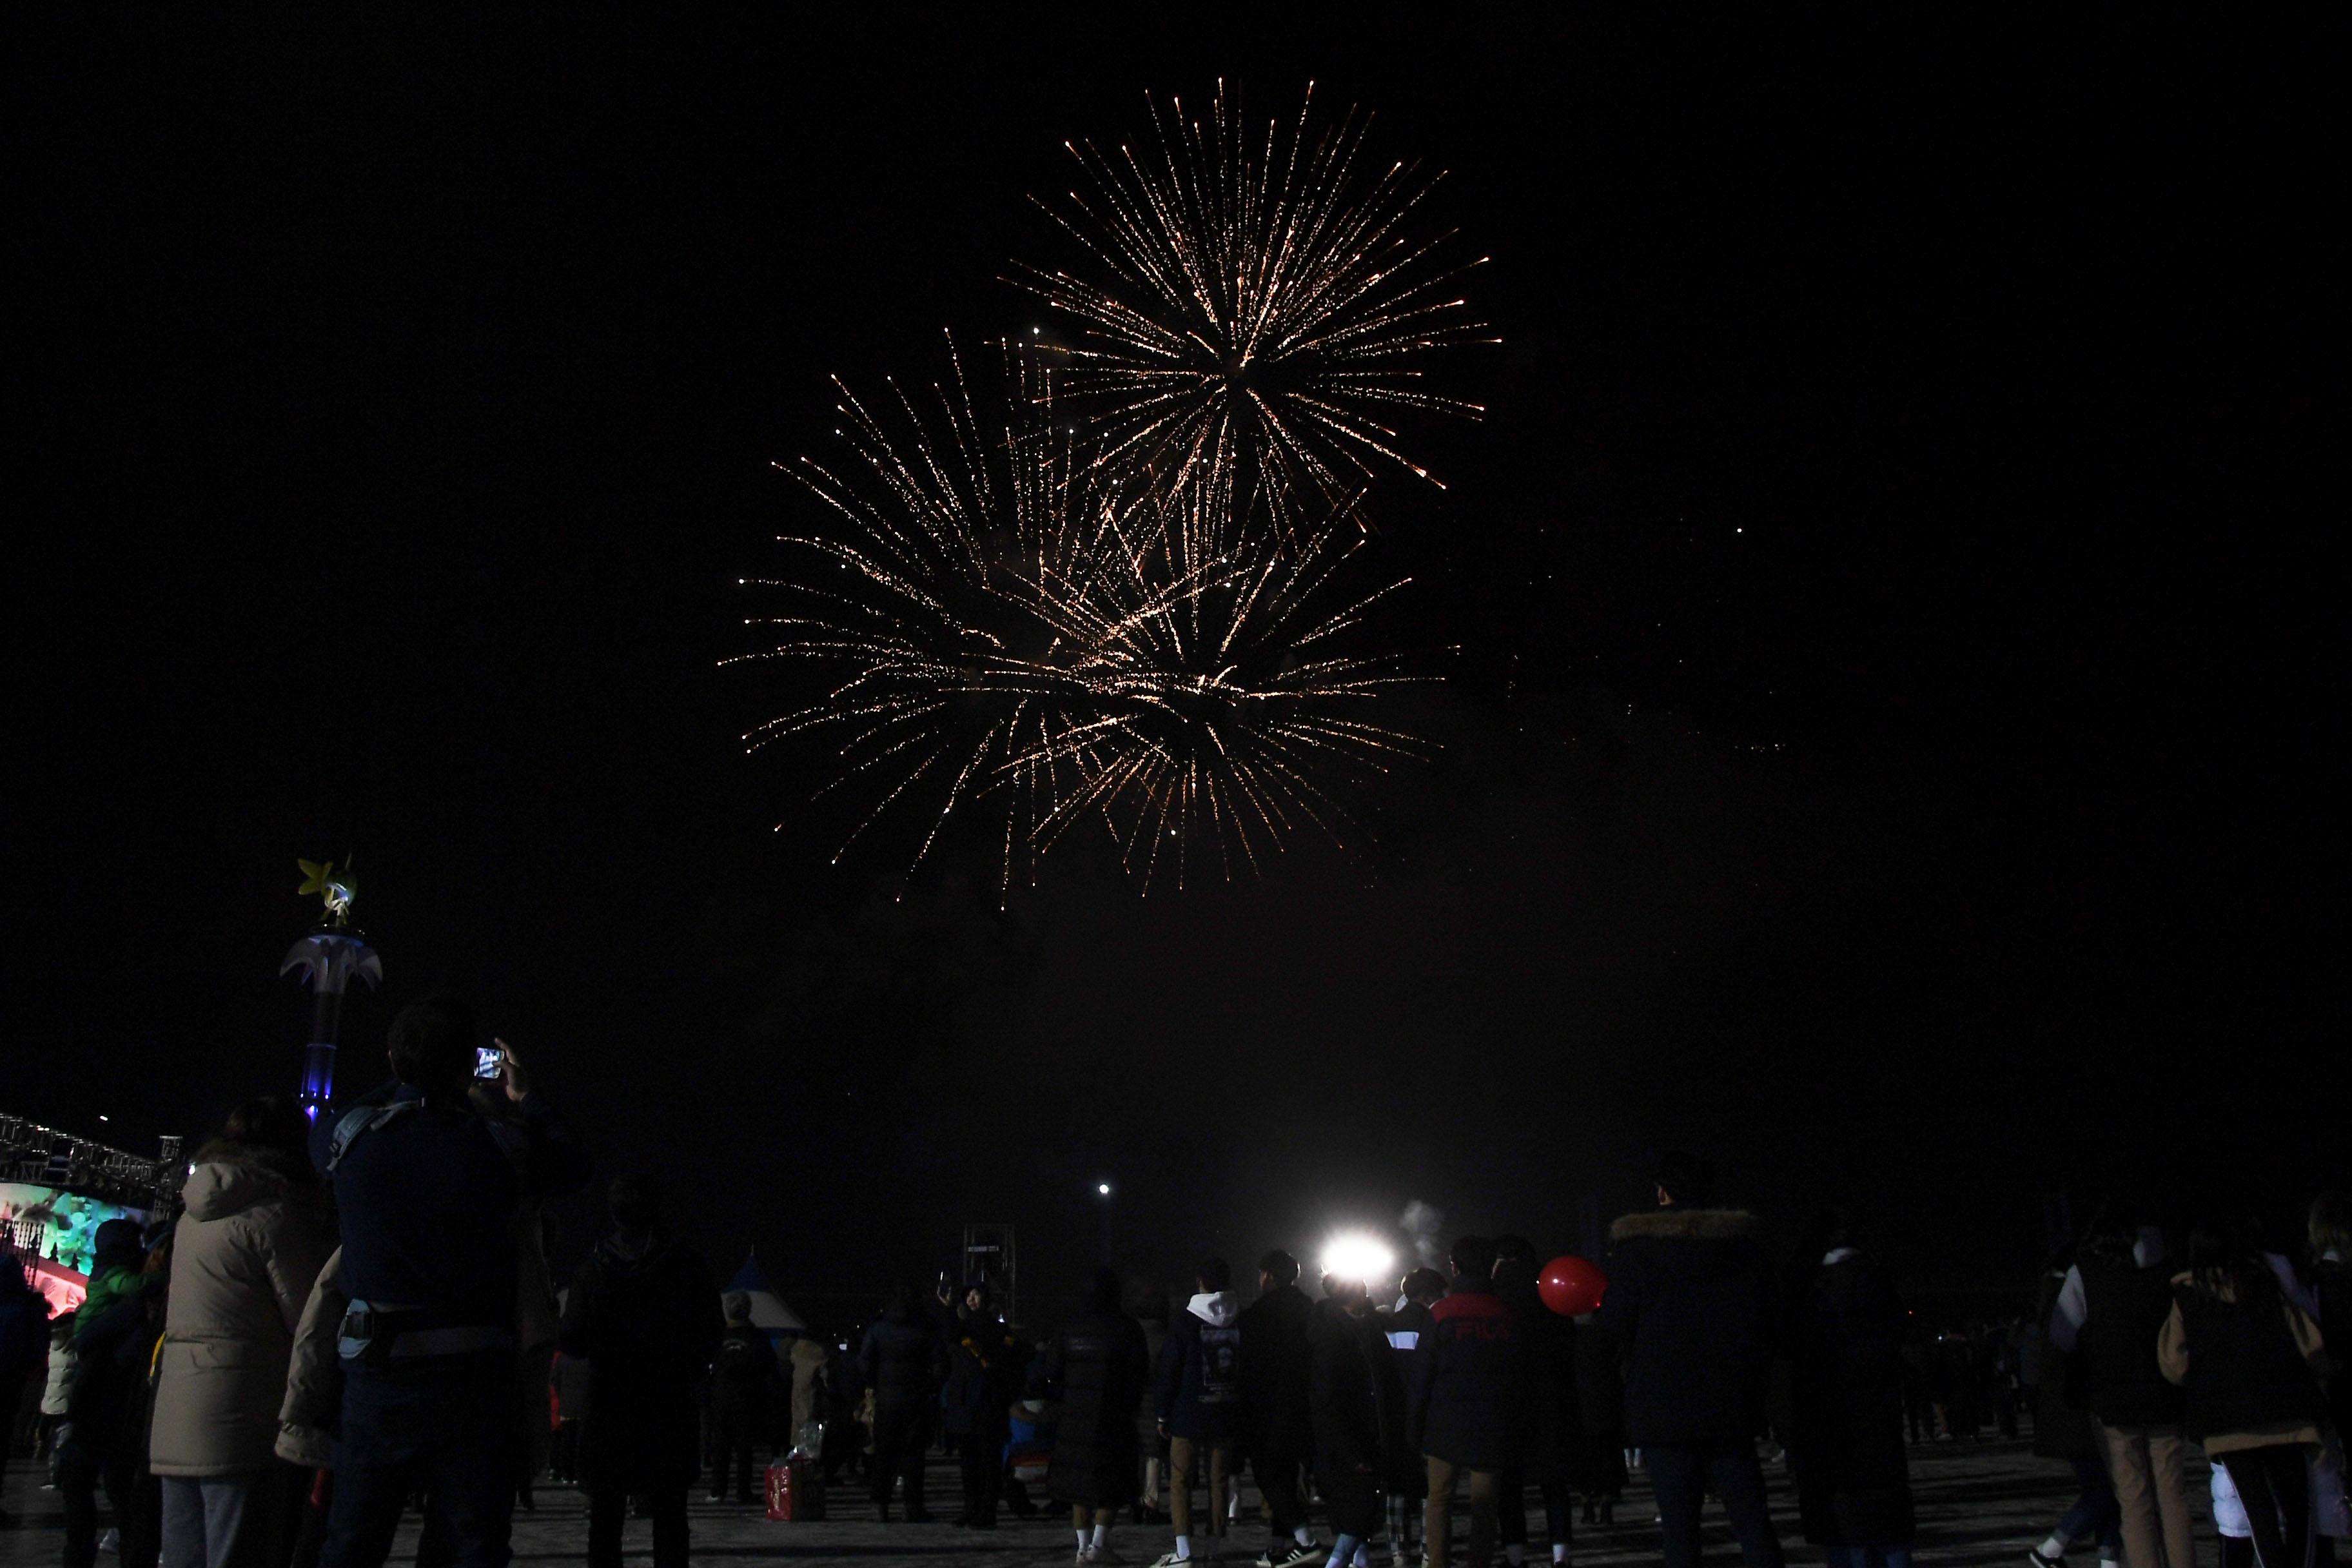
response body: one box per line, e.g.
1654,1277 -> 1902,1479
281,858 -> 382,1117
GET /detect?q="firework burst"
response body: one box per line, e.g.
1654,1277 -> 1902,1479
1012,81 -> 1493,524
730,340 -> 1424,897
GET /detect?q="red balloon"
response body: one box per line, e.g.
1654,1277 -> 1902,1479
1538,1254 -> 1607,1317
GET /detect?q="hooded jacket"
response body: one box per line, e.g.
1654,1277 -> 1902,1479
1409,1279 -> 1528,1469
41,1317 -> 80,1416
1155,1289 -> 1242,1441
75,1234 -> 148,1350
710,1318 -> 779,1418
275,1246 -> 346,1469
1592,1206 -> 1776,1446
150,1144 -> 331,1476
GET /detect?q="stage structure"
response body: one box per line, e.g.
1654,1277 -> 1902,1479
280,858 -> 381,1117
1,1113 -> 182,1313
961,1222 -> 1016,1324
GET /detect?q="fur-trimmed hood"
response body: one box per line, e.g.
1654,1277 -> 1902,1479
181,1141 -> 315,1222
1609,1206 -> 1763,1244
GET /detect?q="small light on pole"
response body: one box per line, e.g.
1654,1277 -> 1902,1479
1095,1181 -> 1114,1262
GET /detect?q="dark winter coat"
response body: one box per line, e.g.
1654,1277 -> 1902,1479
943,1309 -> 1015,1442
1378,1299 -> 1436,1494
710,1322 -> 779,1419
1409,1279 -> 1528,1471
1494,1260 -> 1582,1482
2308,1255 -> 2352,1438
1238,1282 -> 1315,1461
1591,1207 -> 1776,1446
67,1280 -> 165,1460
2077,1257 -> 2185,1428
1308,1298 -> 1399,1475
0,1273 -> 46,1389
2159,1268 -> 2328,1446
333,1086 -> 589,1333
1787,1251 -> 1915,1547
1033,1308 -> 1150,1507
558,1235 -> 723,1488
1155,1291 -> 1244,1442
859,1300 -> 948,1413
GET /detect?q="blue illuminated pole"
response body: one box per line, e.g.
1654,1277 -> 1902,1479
282,859 -> 382,1118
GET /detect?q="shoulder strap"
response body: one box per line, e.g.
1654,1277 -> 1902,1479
326,1101 -> 422,1175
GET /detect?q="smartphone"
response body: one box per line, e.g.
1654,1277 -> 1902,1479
475,1046 -> 505,1079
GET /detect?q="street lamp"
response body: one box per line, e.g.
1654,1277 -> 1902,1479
1095,1181 -> 1114,1262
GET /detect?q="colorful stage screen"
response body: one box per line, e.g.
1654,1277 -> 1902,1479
2,1181 -> 152,1314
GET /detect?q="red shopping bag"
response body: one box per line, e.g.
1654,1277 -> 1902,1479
764,1459 -> 825,1522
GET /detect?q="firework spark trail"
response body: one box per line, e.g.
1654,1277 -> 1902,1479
727,337 -> 1426,897
1012,81 -> 1494,529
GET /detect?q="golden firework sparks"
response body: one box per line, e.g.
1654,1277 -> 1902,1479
728,338 -> 1425,899
1011,80 -> 1494,529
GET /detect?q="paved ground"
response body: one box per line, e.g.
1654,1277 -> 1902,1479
0,1439 -> 2221,1567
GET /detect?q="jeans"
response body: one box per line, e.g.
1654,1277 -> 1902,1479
1426,1455 -> 1499,1568
1827,1550 -> 1915,1568
161,1472 -> 283,1568
322,1351 -> 518,1568
587,1482 -> 686,1568
1168,1436 -> 1232,1542
2097,1422 -> 2193,1568
1645,1440 -> 1785,1568
2059,1453 -> 2125,1555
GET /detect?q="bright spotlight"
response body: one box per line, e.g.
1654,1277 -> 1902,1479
1319,1231 -> 1395,1285
1097,1182 -> 1112,1196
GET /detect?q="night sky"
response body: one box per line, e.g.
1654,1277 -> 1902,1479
14,8 -> 2340,1320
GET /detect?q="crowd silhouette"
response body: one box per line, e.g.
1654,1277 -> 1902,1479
5,1000 -> 2346,1568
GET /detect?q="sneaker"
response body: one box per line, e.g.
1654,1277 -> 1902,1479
2028,1553 -> 2066,1568
99,1529 -> 120,1555
707,1493 -> 726,1504
1259,1546 -> 1321,1568
1148,1554 -> 1190,1567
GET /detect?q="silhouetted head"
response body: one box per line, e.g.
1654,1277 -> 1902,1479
1401,1267 -> 1447,1305
1654,1150 -> 1714,1208
607,1172 -> 665,1237
387,997 -> 476,1098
